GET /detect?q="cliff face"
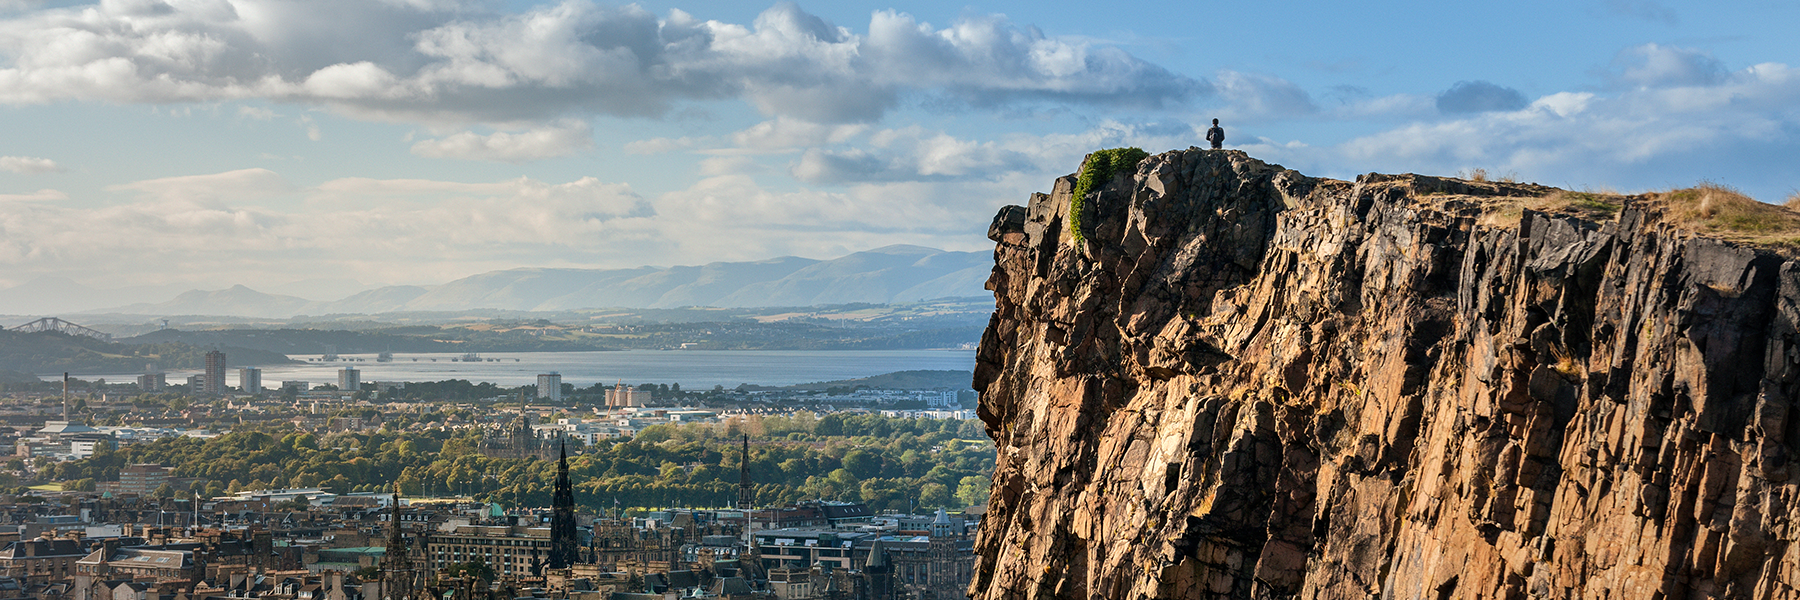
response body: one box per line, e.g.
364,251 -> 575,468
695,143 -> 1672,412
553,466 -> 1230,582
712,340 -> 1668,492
971,150 -> 1800,599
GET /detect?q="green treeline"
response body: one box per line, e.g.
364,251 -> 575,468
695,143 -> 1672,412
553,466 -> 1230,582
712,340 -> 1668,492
47,413 -> 995,512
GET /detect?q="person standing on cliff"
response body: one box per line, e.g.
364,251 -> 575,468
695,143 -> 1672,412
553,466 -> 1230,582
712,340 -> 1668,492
1206,118 -> 1225,149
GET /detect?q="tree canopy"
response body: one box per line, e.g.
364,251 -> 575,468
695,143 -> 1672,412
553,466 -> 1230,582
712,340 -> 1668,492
53,413 -> 995,512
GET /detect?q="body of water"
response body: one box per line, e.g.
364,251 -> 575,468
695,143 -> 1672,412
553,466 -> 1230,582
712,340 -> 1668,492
108,349 -> 978,389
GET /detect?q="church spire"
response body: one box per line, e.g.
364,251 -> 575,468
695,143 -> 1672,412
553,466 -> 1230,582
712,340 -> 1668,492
736,434 -> 754,510
865,539 -> 893,599
549,438 -> 577,569
382,484 -> 413,600
386,483 -> 404,558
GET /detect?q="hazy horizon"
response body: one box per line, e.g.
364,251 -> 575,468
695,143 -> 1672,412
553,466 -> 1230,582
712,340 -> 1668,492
0,241 -> 974,302
0,243 -> 994,316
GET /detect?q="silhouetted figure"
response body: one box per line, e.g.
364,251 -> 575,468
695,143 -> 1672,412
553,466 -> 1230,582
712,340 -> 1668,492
1206,118 -> 1225,149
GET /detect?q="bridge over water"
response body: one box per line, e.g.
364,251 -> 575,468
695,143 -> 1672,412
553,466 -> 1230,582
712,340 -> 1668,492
7,317 -> 112,341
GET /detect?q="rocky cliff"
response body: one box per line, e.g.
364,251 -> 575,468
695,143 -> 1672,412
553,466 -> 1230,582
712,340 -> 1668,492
971,149 -> 1800,599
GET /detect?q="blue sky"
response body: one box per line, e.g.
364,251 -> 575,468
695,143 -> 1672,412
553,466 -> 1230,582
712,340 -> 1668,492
0,0 -> 1796,302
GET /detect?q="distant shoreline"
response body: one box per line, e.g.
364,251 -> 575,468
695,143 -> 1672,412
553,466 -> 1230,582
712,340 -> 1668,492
53,348 -> 978,389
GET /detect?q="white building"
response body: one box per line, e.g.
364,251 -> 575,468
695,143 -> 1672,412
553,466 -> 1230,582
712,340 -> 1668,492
238,367 -> 262,394
228,487 -> 337,506
536,372 -> 562,401
67,439 -> 105,460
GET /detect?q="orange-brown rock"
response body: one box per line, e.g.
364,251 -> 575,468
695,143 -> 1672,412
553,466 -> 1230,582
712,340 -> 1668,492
970,149 -> 1800,599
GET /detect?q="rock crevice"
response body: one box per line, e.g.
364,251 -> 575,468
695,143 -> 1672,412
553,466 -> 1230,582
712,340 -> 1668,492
972,149 -> 1800,599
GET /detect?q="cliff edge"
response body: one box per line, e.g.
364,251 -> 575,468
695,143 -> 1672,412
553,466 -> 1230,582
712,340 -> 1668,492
972,149 -> 1800,599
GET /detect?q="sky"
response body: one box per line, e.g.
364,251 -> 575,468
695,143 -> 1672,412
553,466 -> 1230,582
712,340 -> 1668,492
0,0 -> 1796,302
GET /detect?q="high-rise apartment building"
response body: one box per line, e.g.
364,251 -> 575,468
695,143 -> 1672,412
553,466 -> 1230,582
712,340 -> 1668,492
136,373 -> 164,392
338,368 -> 361,392
536,372 -> 562,401
138,363 -> 164,392
238,367 -> 262,394
203,350 -> 226,395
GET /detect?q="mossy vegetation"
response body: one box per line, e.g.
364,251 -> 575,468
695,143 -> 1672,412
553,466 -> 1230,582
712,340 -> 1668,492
1069,147 -> 1150,242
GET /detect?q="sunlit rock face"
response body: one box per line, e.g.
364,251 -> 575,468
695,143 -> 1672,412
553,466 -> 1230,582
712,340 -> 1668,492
970,149 -> 1800,599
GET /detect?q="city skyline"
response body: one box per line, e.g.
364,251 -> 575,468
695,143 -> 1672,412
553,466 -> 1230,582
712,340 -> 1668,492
1,0 -> 1796,297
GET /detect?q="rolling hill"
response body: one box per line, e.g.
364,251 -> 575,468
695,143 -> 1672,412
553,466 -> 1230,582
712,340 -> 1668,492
63,245 -> 989,318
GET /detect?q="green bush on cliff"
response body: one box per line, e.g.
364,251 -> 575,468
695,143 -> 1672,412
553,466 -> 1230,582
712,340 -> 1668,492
1069,147 -> 1150,242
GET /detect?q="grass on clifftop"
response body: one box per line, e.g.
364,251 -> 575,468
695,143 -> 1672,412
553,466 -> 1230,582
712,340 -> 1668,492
1070,147 -> 1149,243
1526,183 -> 1800,252
1440,176 -> 1800,253
1468,188 -> 1627,229
1654,183 -> 1800,238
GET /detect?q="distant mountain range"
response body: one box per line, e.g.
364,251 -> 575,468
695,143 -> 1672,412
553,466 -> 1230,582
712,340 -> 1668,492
0,245 -> 992,318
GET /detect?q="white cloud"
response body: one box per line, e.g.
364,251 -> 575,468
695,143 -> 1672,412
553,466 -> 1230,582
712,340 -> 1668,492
624,136 -> 709,155
1323,93 -> 1435,120
791,126 -> 1036,183
0,155 -> 61,173
106,168 -> 295,205
647,172 -> 1004,261
0,188 -> 64,202
1607,43 -> 1727,89
696,155 -> 759,177
410,121 -> 593,162
1247,58 -> 1800,200
0,165 -> 1012,289
0,1 -> 1204,125
303,61 -> 403,99
1212,70 -> 1316,120
0,169 -> 662,287
0,141 -> 1039,284
304,176 -> 654,254
730,118 -> 867,152
859,10 -> 1205,110
778,118 -> 1213,186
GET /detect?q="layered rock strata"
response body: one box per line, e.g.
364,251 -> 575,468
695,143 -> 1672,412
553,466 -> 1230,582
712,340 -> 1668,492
971,149 -> 1800,599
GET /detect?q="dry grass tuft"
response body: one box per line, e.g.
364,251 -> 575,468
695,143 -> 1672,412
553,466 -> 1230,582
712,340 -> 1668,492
1456,167 -> 1523,184
1656,182 -> 1800,236
1545,344 -> 1582,378
1787,191 -> 1800,211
